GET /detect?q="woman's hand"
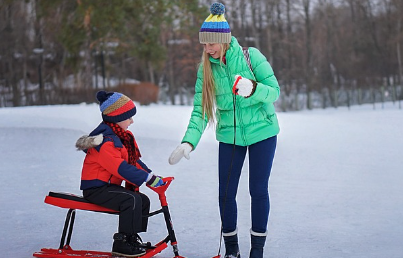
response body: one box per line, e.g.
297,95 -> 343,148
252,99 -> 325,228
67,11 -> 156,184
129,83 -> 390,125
232,75 -> 257,98
168,143 -> 193,165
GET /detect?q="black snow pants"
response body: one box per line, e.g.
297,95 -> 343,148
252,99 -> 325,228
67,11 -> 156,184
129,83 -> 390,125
83,184 -> 150,235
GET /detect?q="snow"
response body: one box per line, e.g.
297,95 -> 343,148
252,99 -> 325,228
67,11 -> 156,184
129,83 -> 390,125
0,102 -> 402,258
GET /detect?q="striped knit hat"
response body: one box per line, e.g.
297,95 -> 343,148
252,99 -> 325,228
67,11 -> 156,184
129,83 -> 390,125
199,2 -> 231,44
96,91 -> 136,123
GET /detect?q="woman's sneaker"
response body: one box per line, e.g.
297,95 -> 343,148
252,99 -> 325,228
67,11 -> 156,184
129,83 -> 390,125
112,233 -> 146,257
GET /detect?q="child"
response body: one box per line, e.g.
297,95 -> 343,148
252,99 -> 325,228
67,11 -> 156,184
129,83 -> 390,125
76,91 -> 163,257
168,3 -> 280,258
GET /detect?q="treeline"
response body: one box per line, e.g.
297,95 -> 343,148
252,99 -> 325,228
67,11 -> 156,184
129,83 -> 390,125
0,0 -> 402,110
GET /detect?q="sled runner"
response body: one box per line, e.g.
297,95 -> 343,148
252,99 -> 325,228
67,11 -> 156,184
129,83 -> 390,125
33,177 -> 185,258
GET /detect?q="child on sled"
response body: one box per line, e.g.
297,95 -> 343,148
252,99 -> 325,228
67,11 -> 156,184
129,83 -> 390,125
76,91 -> 164,257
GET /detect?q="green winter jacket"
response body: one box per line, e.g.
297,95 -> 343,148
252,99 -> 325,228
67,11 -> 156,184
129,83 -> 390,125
182,36 -> 280,148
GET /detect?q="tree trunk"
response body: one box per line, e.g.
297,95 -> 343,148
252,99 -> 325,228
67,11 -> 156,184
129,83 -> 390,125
249,0 -> 261,49
82,6 -> 93,98
168,54 -> 176,105
303,0 -> 312,110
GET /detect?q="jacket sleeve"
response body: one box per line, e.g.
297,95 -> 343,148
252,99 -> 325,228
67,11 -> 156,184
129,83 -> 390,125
98,142 -> 149,186
137,159 -> 152,173
247,47 -> 280,104
181,66 -> 208,149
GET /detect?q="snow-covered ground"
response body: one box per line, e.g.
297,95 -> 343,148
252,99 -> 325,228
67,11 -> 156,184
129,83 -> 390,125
0,102 -> 402,258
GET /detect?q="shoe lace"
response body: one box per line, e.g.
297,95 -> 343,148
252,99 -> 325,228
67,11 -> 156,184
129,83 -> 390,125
129,233 -> 143,246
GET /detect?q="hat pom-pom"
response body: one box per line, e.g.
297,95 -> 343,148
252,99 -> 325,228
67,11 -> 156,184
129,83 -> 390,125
96,90 -> 108,103
210,2 -> 225,15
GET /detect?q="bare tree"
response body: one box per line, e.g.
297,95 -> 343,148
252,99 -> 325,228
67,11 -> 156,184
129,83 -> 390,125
302,0 -> 313,109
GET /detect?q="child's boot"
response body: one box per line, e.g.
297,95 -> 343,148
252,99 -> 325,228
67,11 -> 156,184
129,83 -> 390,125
249,231 -> 267,258
129,233 -> 155,249
112,233 -> 146,257
223,230 -> 240,258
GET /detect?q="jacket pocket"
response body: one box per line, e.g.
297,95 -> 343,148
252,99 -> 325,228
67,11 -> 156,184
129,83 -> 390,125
259,107 -> 274,125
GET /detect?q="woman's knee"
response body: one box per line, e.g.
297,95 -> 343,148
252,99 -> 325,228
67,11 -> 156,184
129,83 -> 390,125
249,186 -> 268,200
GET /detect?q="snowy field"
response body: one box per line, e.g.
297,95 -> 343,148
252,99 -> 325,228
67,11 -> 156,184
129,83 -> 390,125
0,102 -> 402,258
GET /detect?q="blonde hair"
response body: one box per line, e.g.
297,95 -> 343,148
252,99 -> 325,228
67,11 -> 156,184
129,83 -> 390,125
201,43 -> 229,124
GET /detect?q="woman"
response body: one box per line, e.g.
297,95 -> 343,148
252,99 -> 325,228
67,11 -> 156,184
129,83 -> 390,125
169,3 -> 280,258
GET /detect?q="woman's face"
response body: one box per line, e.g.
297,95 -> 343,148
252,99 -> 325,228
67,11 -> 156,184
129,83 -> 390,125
117,117 -> 133,131
203,43 -> 222,59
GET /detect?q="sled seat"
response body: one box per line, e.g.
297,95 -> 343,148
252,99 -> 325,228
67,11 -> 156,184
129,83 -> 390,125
34,178 -> 185,258
40,192 -> 120,253
45,192 -> 119,214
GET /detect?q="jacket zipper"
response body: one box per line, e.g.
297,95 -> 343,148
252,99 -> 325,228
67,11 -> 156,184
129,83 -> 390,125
225,63 -> 247,146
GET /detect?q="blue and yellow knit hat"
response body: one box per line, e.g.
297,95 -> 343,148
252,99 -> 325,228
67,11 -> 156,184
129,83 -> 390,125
96,91 -> 136,123
199,2 -> 231,44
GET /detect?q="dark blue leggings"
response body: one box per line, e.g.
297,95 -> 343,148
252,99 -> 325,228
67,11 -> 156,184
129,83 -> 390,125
219,136 -> 277,234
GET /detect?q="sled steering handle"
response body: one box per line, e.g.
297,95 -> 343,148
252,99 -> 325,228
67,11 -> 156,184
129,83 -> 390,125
147,176 -> 174,206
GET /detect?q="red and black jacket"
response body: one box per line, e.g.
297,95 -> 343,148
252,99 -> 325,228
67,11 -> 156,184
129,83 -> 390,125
78,123 -> 151,190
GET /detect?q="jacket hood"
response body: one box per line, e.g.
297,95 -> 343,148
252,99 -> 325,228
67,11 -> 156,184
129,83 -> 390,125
75,134 -> 103,151
75,122 -> 122,151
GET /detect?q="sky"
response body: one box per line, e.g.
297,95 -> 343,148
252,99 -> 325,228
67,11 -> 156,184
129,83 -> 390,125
0,102 -> 402,258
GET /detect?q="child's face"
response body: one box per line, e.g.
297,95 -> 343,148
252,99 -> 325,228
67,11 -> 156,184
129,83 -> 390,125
117,117 -> 133,131
203,43 -> 222,59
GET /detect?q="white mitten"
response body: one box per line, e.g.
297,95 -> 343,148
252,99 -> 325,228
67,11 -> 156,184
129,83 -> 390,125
233,75 -> 256,98
168,143 -> 193,165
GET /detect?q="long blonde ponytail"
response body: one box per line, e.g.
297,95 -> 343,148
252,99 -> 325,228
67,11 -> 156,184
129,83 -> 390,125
201,43 -> 229,124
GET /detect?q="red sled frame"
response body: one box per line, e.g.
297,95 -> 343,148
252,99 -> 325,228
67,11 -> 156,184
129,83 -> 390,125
33,177 -> 185,258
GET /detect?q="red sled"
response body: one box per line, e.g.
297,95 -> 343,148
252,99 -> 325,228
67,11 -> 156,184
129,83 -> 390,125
33,177 -> 185,258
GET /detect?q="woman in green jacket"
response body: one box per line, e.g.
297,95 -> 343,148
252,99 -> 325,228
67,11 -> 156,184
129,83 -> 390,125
169,3 -> 280,258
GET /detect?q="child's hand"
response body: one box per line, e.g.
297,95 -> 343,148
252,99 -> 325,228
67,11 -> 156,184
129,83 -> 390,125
152,177 -> 164,187
146,173 -> 164,187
